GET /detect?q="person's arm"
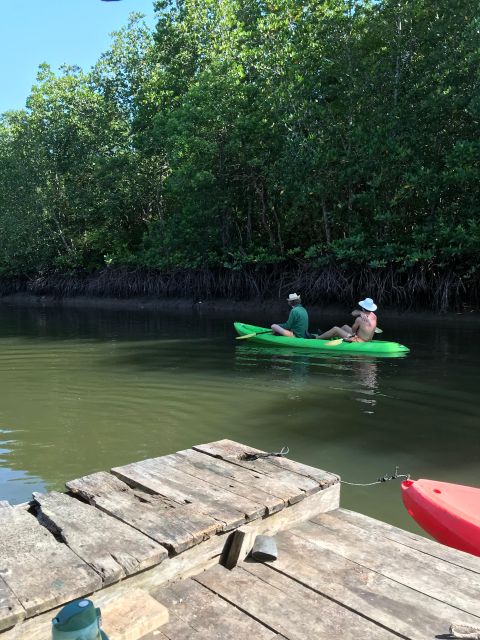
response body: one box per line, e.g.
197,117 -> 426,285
351,309 -> 361,317
351,317 -> 361,335
279,308 -> 294,330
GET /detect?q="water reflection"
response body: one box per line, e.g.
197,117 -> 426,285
235,344 -> 382,413
351,359 -> 378,414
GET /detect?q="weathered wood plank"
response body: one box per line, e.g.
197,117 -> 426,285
114,483 -> 338,591
334,508 -> 480,574
1,541 -> 223,640
112,459 -> 264,531
176,449 -> 295,504
153,575 -> 278,639
183,447 -> 334,506
144,617 -> 287,640
224,524 -> 258,569
67,471 -> 220,554
297,513 -> 480,616
34,491 -> 167,585
193,440 -> 325,496
159,451 -> 286,513
259,482 -> 340,534
127,455 -> 270,518
272,528 -> 480,639
141,614 -> 211,639
100,588 -> 169,640
0,577 -> 24,631
0,505 -> 101,621
206,441 -> 338,487
1,484 -> 339,639
194,439 -> 338,487
142,616 -> 290,640
179,447 -> 332,506
196,564 -> 397,639
0,502 -> 24,630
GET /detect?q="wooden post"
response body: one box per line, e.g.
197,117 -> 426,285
224,525 -> 259,570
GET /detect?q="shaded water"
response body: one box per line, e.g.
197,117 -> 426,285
0,303 -> 478,534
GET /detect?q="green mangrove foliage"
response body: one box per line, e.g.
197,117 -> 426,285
0,1 -> 479,306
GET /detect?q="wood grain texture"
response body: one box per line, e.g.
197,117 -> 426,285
112,458 -> 264,530
100,588 -> 169,640
194,439 -> 339,486
271,527 -> 480,638
0,577 -> 24,632
3,482 -> 339,638
140,614 -> 211,639
334,508 -> 480,574
153,575 -> 277,639
193,440 -> 327,497
101,483 -> 340,593
34,491 -> 167,585
0,439 -> 340,637
196,563 -> 397,639
0,502 -> 25,630
300,512 -> 480,616
158,451 -> 286,514
224,525 -> 258,569
0,504 -> 100,621
67,471 -> 220,554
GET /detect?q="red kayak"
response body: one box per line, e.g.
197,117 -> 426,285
401,479 -> 480,556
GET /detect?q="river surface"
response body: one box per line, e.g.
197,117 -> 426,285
0,303 -> 478,534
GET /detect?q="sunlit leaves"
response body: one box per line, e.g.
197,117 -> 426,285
0,0 -> 479,279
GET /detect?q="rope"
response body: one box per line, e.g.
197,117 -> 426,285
341,466 -> 410,487
240,446 -> 410,489
242,446 -> 290,461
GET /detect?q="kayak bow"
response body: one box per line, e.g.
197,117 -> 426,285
402,479 -> 480,557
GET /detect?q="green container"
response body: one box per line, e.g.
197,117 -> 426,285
51,599 -> 108,640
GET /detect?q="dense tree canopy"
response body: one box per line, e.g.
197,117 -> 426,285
0,0 -> 479,306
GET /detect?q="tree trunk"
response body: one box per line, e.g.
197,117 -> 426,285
322,200 -> 332,245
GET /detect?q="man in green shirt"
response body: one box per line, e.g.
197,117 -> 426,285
271,293 -> 310,338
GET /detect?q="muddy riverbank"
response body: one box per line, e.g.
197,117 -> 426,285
1,292 -> 479,326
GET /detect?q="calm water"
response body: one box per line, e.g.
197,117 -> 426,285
0,303 -> 478,534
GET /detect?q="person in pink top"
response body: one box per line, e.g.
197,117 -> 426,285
316,298 -> 378,342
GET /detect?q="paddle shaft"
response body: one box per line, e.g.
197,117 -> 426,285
237,323 -> 381,343
236,329 -> 273,340
237,330 -> 343,346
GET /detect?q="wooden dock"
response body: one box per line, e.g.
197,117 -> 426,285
1,440 -> 479,639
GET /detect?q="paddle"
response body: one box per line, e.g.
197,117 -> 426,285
327,327 -> 382,345
324,328 -> 382,346
236,331 -> 343,345
236,330 -> 273,340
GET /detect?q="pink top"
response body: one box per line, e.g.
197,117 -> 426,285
354,311 -> 377,341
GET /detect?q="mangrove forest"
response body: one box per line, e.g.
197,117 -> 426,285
0,0 -> 479,309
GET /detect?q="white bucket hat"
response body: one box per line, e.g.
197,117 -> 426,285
287,293 -> 301,302
359,297 -> 377,312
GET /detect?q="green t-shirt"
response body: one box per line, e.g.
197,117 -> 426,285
280,305 -> 309,337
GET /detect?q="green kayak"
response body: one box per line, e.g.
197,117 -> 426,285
234,322 -> 410,356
